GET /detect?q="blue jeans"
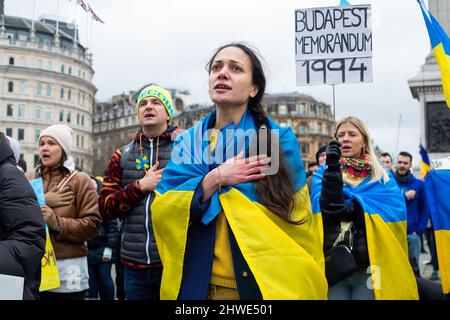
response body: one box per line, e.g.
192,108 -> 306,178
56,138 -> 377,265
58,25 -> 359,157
407,233 -> 422,269
124,265 -> 162,300
328,268 -> 375,300
88,263 -> 115,300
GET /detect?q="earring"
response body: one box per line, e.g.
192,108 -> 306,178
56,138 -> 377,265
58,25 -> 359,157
362,146 -> 366,154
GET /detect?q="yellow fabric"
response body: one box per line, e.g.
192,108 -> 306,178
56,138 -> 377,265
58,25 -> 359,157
221,186 -> 327,299
39,226 -> 61,291
152,185 -> 327,300
435,230 -> 450,294
211,212 -> 237,289
364,214 -> 419,300
208,128 -> 237,288
434,44 -> 450,109
152,190 -> 192,300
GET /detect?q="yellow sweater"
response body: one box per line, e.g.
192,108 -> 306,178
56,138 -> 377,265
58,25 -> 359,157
209,129 -> 237,289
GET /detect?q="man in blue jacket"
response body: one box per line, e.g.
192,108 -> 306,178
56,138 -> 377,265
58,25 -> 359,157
395,151 -> 429,275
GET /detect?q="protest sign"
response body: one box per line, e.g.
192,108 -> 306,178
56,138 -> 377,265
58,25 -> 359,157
295,4 -> 373,85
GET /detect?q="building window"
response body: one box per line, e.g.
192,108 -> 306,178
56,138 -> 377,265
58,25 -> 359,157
34,155 -> 40,168
317,122 -> 323,134
67,111 -> 71,123
59,110 -> 64,122
37,59 -> 44,69
78,69 -> 81,77
81,158 -> 84,171
18,104 -> 25,118
82,93 -> 85,104
81,115 -> 85,127
68,66 -> 72,75
7,104 -> 13,117
76,135 -> 79,147
78,92 -> 81,103
82,72 -> 85,79
301,142 -> 310,154
60,88 -> 64,99
35,106 -> 41,120
18,128 -> 25,141
6,128 -> 13,137
45,107 -> 52,121
47,61 -> 53,71
9,57 -> 14,65
298,103 -> 306,115
68,89 -> 72,101
81,136 -> 84,149
300,125 -> 306,134
19,81 -> 25,95
288,103 -> 296,114
61,65 -> 65,73
35,129 -> 41,143
36,83 -> 42,96
278,104 -> 287,115
77,113 -> 80,125
8,81 -> 14,93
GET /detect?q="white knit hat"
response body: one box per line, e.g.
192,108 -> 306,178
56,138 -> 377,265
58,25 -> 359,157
39,124 -> 73,157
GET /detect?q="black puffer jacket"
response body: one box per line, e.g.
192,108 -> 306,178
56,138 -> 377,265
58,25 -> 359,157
0,132 -> 46,300
319,166 -> 370,269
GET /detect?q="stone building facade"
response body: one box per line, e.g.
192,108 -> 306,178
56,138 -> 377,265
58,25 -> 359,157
0,12 -> 96,173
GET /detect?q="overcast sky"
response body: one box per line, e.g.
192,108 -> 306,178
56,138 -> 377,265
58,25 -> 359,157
6,0 -> 433,167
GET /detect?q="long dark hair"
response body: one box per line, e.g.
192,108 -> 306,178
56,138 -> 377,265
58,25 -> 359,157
207,43 -> 303,225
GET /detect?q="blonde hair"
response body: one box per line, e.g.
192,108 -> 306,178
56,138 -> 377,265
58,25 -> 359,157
335,116 -> 389,184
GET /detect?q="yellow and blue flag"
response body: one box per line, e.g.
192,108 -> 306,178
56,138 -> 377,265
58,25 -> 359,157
418,0 -> 450,109
424,169 -> 450,294
311,165 -> 419,300
419,144 -> 431,178
151,109 -> 327,300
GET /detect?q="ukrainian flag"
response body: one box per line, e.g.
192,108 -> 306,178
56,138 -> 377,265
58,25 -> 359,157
419,144 -> 431,178
424,169 -> 450,294
311,165 -> 419,300
418,0 -> 450,109
151,109 -> 328,300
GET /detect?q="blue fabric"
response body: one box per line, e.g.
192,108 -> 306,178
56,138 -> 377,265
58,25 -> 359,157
424,170 -> 450,231
124,266 -> 162,300
88,263 -> 115,300
328,269 -> 374,300
312,165 -> 405,223
407,233 -> 422,268
158,108 -> 306,225
395,173 -> 430,235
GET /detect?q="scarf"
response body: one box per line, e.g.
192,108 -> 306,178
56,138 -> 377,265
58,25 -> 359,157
340,154 -> 372,187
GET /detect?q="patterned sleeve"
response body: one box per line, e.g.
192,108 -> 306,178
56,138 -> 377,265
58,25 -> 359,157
98,149 -> 146,220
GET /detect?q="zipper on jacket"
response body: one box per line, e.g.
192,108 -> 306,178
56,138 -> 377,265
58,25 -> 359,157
145,138 -> 154,265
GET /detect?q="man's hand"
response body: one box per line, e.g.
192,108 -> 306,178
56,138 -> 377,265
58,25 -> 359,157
138,161 -> 164,192
44,185 -> 74,208
405,190 -> 416,200
41,205 -> 60,231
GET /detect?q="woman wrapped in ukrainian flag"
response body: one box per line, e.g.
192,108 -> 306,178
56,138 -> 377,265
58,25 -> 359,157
151,43 -> 328,300
311,116 -> 419,300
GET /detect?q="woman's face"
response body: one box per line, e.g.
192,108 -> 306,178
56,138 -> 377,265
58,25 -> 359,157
208,46 -> 258,108
336,122 -> 365,158
39,136 -> 63,168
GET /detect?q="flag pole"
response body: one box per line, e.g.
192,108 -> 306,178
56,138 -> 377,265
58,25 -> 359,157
394,114 -> 402,160
332,84 -> 337,129
56,0 -> 60,35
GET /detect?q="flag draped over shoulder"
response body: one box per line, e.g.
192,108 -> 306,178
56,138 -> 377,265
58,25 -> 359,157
418,0 -> 450,109
311,165 -> 419,300
424,169 -> 450,294
151,109 -> 327,300
419,144 -> 431,178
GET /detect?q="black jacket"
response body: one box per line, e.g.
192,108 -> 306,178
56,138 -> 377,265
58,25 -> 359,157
0,132 -> 46,300
319,166 -> 370,269
87,219 -> 120,264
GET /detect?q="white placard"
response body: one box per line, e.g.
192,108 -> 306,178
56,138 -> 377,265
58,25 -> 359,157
295,4 -> 373,86
0,274 -> 24,300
